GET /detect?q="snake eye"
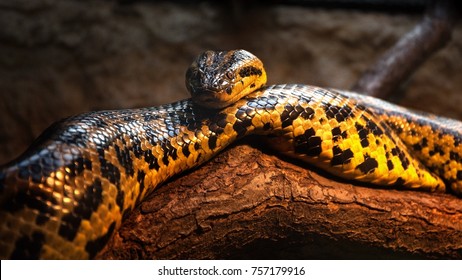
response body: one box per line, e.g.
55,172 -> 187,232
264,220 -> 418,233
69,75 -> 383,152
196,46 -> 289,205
225,71 -> 235,80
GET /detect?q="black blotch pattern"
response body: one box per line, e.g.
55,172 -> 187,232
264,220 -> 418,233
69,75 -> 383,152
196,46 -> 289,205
453,137 -> 461,147
355,103 -> 365,110
215,113 -> 229,130
131,139 -> 143,158
356,156 -> 378,174
355,123 -> 370,148
208,134 -> 218,150
429,144 -> 445,156
421,138 -> 428,147
10,231 -> 45,259
305,128 -> 316,138
209,122 -> 225,135
161,140 -> 178,166
116,187 -> 125,212
450,151 -> 460,161
387,160 -> 394,171
1,182 -> 57,222
360,138 -> 369,148
280,106 -> 292,128
233,108 -> 253,138
238,66 -> 262,78
391,147 -> 410,170
169,143 -> 178,161
331,127 -> 342,141
182,109 -> 205,132
392,123 -> 403,134
331,148 -> 354,166
294,128 -> 322,156
74,157 -> 92,175
137,170 -> 146,196
58,214 -> 81,242
412,143 -> 423,151
306,136 -> 322,156
144,149 -> 160,170
182,144 -> 191,158
85,222 -> 116,259
333,145 -> 343,155
58,179 -> 103,241
325,105 -> 340,120
395,177 -> 405,186
356,124 -> 368,139
401,154 -> 410,170
99,156 -> 120,185
301,107 -> 315,119
114,146 -> 134,177
365,118 -> 384,136
324,104 -> 352,123
338,105 -> 353,122
280,104 -> 315,129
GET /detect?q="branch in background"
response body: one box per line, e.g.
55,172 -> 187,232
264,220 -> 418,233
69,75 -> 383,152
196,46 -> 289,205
351,0 -> 457,99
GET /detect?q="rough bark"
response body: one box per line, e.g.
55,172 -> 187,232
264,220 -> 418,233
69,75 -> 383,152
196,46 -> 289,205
98,143 -> 462,259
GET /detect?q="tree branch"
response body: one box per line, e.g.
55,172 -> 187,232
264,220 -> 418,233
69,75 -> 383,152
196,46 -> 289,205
98,144 -> 462,259
351,0 -> 457,98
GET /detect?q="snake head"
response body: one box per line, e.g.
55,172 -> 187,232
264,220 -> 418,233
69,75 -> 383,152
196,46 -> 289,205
185,49 -> 267,109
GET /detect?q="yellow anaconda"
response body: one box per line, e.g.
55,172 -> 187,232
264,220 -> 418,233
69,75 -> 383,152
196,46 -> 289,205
0,50 -> 461,259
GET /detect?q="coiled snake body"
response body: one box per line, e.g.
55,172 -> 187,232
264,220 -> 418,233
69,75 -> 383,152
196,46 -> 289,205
1,50 -> 461,259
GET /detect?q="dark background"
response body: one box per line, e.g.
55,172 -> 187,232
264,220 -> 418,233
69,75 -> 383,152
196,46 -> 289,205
1,0 -> 461,164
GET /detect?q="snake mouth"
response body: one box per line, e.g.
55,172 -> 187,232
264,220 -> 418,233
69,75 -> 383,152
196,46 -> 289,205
191,90 -> 231,109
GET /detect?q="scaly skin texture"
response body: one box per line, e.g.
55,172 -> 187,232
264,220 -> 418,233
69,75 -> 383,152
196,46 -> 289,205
335,89 -> 462,193
0,50 -> 461,259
